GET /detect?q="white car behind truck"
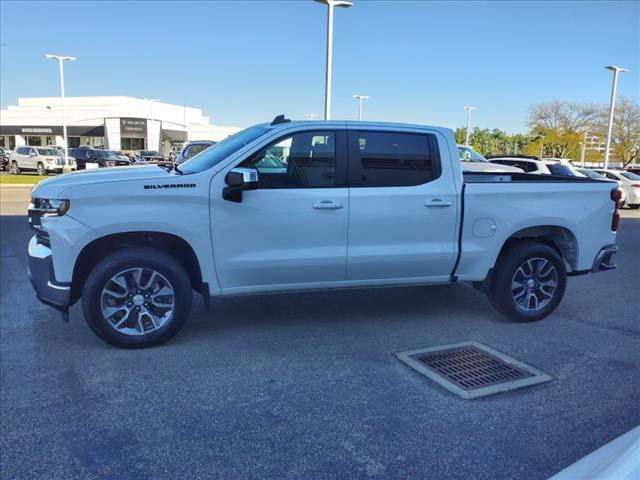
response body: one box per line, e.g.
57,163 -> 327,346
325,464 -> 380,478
28,117 -> 621,348
10,146 -> 76,175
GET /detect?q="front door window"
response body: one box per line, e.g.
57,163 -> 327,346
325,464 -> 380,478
240,131 -> 336,188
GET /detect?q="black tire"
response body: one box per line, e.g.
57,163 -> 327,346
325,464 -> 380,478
10,161 -> 20,175
36,162 -> 45,176
628,204 -> 640,210
82,247 -> 193,348
487,240 -> 566,322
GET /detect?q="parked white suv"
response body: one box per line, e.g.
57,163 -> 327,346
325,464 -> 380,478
9,146 -> 76,175
457,145 -> 523,173
488,156 -> 552,174
28,118 -> 620,348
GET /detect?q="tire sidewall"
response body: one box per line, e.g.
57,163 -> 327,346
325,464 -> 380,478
37,163 -> 45,176
11,162 -> 19,175
82,249 -> 192,348
490,242 -> 567,322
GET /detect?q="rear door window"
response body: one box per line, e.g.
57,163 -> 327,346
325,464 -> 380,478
348,131 -> 439,187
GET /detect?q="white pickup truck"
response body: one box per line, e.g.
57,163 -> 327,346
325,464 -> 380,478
28,117 -> 621,348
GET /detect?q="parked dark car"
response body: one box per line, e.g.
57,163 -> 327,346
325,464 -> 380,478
69,148 -> 132,169
112,151 -> 132,162
0,147 -> 9,171
174,140 -> 216,165
133,150 -> 167,164
625,166 -> 640,175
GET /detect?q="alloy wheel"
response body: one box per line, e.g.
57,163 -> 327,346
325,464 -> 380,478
510,257 -> 558,312
100,267 -> 175,336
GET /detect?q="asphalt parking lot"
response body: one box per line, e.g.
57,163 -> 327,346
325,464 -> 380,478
1,186 -> 639,480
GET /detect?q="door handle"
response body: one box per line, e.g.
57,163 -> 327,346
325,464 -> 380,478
424,199 -> 452,207
313,201 -> 343,210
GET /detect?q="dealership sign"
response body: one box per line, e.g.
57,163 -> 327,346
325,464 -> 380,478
0,125 -> 63,135
120,118 -> 147,138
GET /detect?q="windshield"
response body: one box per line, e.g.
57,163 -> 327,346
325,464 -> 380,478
140,151 -> 161,156
36,148 -> 62,156
620,171 -> 640,181
180,125 -> 272,174
95,150 -> 122,160
547,164 -> 578,176
458,146 -> 488,163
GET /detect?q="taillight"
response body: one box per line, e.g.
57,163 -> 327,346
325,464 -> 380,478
631,184 -> 640,188
611,188 -> 621,231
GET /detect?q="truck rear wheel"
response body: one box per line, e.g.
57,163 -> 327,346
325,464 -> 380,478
487,241 -> 566,322
82,247 -> 192,348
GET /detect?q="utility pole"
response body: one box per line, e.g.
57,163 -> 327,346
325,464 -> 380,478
352,94 -> 369,120
603,65 -> 628,169
45,54 -> 76,166
464,106 -> 477,146
315,0 -> 353,120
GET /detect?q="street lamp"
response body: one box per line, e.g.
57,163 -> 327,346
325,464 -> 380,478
464,106 -> 477,146
315,0 -> 353,120
145,98 -> 159,151
352,94 -> 369,120
45,54 -> 76,165
603,65 -> 628,169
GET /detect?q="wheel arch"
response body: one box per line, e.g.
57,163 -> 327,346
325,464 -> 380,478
474,225 -> 577,292
498,225 -> 578,273
70,231 -> 205,305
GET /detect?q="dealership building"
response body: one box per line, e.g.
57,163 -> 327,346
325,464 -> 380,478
0,96 -> 240,154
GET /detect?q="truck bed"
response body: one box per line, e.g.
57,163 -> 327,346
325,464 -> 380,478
455,172 -> 617,282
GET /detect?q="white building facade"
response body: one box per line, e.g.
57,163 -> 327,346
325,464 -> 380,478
0,96 -> 240,154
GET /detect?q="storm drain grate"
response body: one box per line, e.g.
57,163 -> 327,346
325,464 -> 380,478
396,341 -> 552,399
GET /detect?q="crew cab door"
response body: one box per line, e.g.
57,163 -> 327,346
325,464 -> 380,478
210,128 -> 349,292
346,128 -> 459,282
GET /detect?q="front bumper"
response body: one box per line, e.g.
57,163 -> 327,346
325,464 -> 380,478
591,244 -> 619,273
27,236 -> 70,312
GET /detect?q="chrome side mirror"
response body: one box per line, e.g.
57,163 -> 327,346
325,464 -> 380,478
223,167 -> 259,202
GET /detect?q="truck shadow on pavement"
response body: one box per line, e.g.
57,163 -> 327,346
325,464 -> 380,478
180,282 -> 506,341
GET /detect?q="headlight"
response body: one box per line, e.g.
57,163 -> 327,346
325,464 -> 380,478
104,160 -> 117,167
46,157 -> 56,163
30,198 -> 70,217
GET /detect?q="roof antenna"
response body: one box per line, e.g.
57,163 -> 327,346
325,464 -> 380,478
271,114 -> 291,125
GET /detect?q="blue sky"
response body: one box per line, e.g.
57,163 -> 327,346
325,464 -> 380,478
1,0 -> 638,132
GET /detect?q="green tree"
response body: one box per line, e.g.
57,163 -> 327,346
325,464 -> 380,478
596,96 -> 640,167
527,100 -> 599,158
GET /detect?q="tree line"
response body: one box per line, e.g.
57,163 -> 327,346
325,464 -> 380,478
456,97 -> 640,167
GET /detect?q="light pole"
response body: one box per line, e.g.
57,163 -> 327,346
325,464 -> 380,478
146,98 -> 159,151
45,54 -> 76,164
315,0 -> 353,120
603,65 -> 628,169
352,94 -> 369,120
464,106 -> 476,146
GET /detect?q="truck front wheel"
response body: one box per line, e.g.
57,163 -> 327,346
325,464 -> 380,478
82,247 -> 193,348
487,241 -> 567,322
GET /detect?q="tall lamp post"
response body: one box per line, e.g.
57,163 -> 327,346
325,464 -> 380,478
352,94 -> 369,120
45,54 -> 76,164
464,105 -> 477,146
603,65 -> 628,169
315,0 -> 353,120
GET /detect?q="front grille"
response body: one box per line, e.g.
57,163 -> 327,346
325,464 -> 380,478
396,342 -> 552,399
